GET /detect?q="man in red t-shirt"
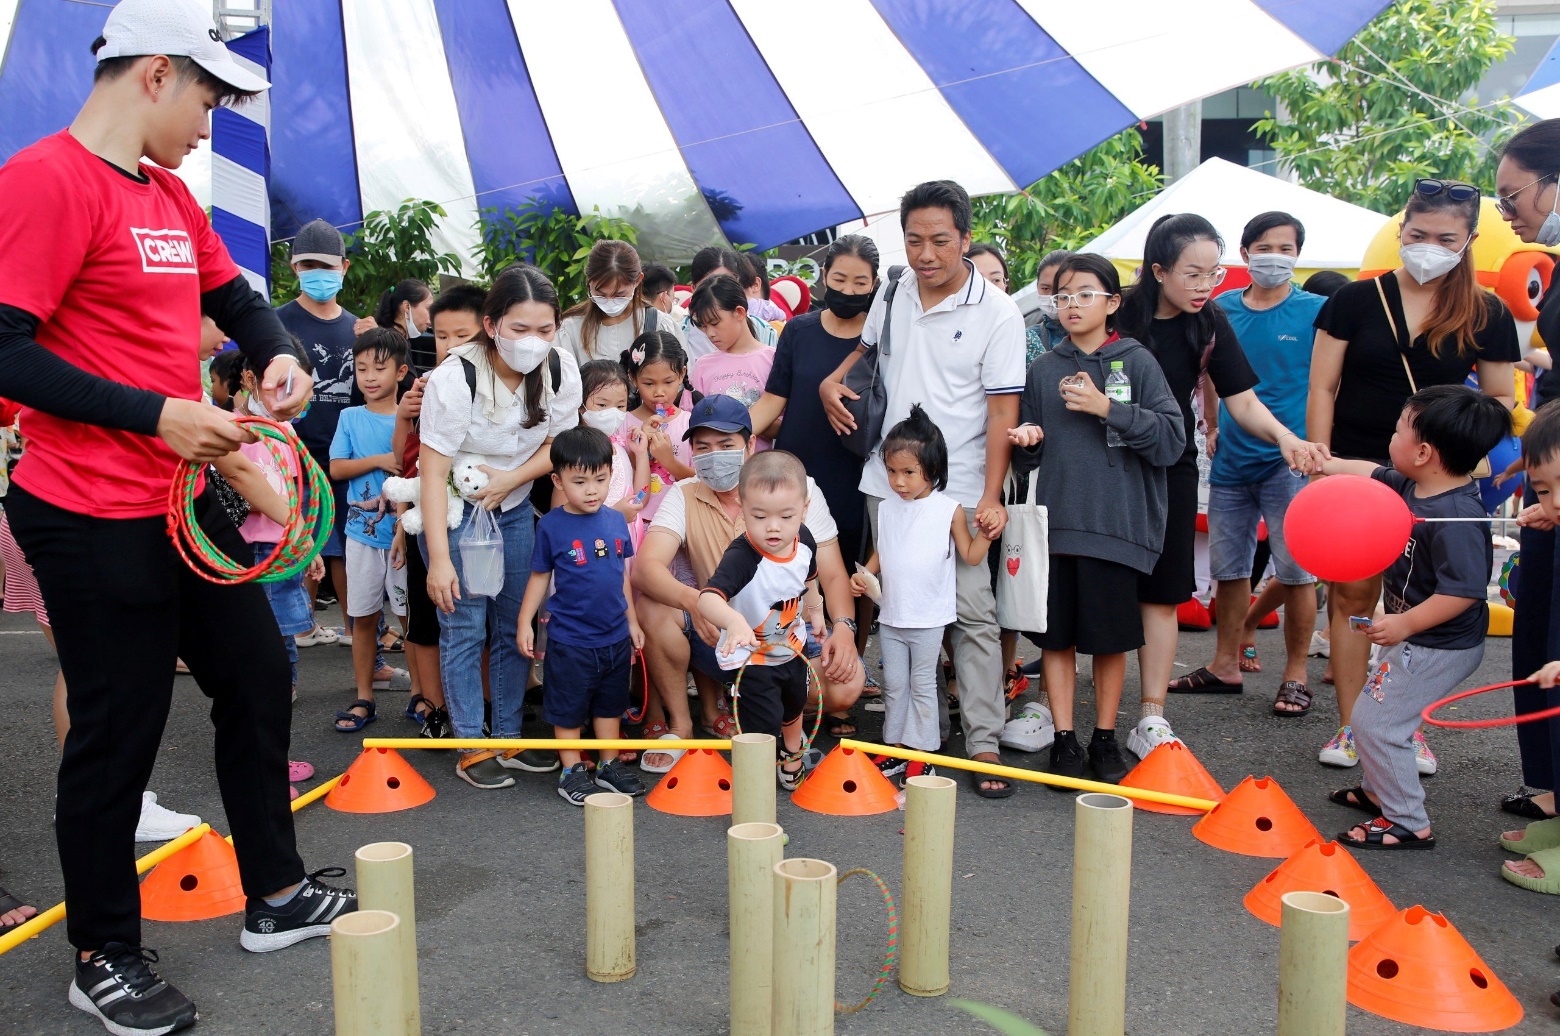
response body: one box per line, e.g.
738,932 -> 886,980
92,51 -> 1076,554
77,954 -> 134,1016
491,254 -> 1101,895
0,2 -> 356,1032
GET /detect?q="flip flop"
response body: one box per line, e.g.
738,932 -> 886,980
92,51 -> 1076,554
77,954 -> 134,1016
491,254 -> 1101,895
0,886 -> 37,934
1501,845 -> 1560,895
1339,817 -> 1435,851
1167,666 -> 1244,694
640,732 -> 684,774
1239,645 -> 1262,673
1501,790 -> 1558,820
1500,815 -> 1560,854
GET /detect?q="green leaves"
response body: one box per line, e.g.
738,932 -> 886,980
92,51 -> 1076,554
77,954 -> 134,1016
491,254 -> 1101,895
948,998 -> 1053,1035
1252,0 -> 1519,215
970,128 -> 1163,288
476,200 -> 640,304
268,199 -> 460,315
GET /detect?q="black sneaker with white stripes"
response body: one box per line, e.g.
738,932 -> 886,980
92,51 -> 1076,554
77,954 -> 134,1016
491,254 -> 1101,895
70,943 -> 197,1036
239,867 -> 357,952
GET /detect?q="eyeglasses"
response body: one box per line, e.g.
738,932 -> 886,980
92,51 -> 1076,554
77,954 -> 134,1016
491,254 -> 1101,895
1415,178 -> 1480,203
1171,267 -> 1226,290
1054,291 -> 1116,308
1496,172 -> 1555,218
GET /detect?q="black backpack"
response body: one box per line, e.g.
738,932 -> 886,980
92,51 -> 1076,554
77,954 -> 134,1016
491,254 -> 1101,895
459,349 -> 564,516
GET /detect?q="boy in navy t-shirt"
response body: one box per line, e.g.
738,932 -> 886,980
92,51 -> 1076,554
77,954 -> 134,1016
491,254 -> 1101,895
1317,386 -> 1509,850
519,427 -> 646,805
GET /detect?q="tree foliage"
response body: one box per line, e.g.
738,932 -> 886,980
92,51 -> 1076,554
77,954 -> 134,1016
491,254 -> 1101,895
970,127 -> 1164,288
1252,0 -> 1518,215
270,199 -> 460,314
476,201 -> 642,305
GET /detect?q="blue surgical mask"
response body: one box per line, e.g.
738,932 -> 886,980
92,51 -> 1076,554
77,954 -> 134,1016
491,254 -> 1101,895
298,269 -> 343,302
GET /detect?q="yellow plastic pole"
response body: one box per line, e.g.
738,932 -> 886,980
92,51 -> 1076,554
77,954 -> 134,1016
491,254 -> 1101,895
840,739 -> 1216,811
728,822 -> 784,1036
0,772 -> 341,957
772,858 -> 836,1036
585,792 -> 636,983
355,843 -> 419,1034
362,737 -> 731,751
1069,793 -> 1133,1036
1278,891 -> 1349,1036
731,732 -> 777,826
331,910 -> 410,1036
900,774 -> 956,997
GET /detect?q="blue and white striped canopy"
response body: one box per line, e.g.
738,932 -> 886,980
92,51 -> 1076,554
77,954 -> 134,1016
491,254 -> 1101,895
1517,36 -> 1560,120
0,0 -> 1388,268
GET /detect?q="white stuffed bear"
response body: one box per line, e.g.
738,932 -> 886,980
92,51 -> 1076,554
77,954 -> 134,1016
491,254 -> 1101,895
383,453 -> 491,536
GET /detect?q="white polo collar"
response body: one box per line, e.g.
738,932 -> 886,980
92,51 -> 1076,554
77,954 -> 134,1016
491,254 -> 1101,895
898,257 -> 987,311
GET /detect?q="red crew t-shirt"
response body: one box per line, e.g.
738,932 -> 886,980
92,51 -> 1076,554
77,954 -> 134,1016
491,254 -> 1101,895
0,130 -> 240,518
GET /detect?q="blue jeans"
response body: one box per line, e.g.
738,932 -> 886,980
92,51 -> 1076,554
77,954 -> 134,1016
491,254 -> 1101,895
430,502 -> 534,741
1207,468 -> 1313,586
253,542 -> 311,686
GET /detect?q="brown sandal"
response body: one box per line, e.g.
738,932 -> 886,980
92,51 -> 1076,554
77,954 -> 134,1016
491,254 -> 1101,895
1272,681 -> 1312,717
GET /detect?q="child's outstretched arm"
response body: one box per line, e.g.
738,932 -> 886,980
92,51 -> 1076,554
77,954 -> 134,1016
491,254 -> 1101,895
697,589 -> 758,651
952,508 -> 998,565
211,450 -> 290,527
516,571 -> 552,658
1318,456 -> 1379,478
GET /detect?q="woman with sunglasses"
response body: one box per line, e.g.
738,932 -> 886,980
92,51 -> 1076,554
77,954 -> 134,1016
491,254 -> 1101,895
1116,214 -> 1328,764
1309,178 -> 1518,773
1496,120 -> 1560,834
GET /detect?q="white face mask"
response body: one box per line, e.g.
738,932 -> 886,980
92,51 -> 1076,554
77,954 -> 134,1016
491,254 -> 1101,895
1399,239 -> 1469,284
581,407 -> 627,437
593,294 -> 633,318
1537,183 -> 1560,247
1246,253 -> 1297,289
494,332 -> 551,374
1037,295 -> 1058,320
403,307 -> 422,339
246,392 -> 275,421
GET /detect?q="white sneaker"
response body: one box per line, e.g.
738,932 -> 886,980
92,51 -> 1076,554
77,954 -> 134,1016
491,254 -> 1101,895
1319,726 -> 1358,768
1127,716 -> 1182,760
999,702 -> 1055,753
373,666 -> 411,691
1308,630 -> 1330,658
135,792 -> 201,842
295,625 -> 339,648
1413,731 -> 1438,776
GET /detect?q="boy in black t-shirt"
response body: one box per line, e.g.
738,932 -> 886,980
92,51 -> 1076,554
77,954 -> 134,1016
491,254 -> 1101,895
698,451 -> 819,789
1318,386 -> 1509,850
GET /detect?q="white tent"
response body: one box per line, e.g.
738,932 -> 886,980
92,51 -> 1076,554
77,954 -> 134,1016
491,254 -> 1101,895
1079,157 -> 1386,273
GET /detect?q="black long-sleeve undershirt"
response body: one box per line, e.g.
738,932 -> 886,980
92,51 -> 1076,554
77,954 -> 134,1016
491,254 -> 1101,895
0,274 -> 294,436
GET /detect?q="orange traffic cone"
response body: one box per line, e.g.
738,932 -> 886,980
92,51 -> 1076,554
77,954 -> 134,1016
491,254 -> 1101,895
1348,905 -> 1523,1031
1192,775 -> 1321,858
647,748 -> 733,817
325,747 -> 436,814
140,829 -> 245,922
1244,838 -> 1396,941
1118,741 -> 1224,815
791,745 -> 900,816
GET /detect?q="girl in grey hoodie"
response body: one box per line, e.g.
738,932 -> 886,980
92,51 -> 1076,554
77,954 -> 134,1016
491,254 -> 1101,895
1008,253 -> 1186,784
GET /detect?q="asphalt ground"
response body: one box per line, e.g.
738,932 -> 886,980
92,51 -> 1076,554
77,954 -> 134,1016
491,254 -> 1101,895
2,607 -> 1559,1035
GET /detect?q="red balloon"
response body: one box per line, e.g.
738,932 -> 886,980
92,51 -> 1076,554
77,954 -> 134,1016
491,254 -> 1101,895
1284,475 -> 1414,582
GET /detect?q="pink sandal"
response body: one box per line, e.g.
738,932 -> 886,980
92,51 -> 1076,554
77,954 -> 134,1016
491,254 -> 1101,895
288,760 -> 315,783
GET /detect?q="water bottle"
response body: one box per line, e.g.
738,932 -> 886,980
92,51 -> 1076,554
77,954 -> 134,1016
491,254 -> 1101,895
1105,361 -> 1131,447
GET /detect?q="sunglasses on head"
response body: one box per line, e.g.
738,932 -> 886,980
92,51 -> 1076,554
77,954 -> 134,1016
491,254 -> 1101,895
1414,178 -> 1480,203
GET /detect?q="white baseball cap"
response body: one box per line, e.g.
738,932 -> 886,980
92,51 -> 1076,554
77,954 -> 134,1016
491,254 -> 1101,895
95,0 -> 270,94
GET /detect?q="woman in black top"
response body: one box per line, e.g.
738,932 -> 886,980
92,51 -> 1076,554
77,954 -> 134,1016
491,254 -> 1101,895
1310,179 -> 1518,769
1116,214 -> 1328,758
1497,119 -> 1560,828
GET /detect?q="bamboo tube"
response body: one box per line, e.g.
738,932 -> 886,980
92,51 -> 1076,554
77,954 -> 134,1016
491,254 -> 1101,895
728,822 -> 784,1036
900,774 -> 956,996
331,910 -> 409,1036
731,733 -> 777,826
1068,793 -> 1133,1036
355,843 -> 420,1034
363,738 -> 731,751
585,792 -> 636,982
1277,891 -> 1350,1036
839,739 -> 1216,811
772,858 -> 837,1036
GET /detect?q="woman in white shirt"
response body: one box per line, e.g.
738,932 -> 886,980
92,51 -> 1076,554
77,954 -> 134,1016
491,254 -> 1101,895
419,264 -> 583,789
558,239 -> 685,366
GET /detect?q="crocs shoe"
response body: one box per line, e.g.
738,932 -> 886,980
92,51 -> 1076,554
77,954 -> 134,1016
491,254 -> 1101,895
372,666 -> 411,691
1413,730 -> 1438,776
134,793 -> 200,843
999,702 -> 1055,753
1319,726 -> 1358,768
295,625 -> 339,648
1126,716 -> 1182,760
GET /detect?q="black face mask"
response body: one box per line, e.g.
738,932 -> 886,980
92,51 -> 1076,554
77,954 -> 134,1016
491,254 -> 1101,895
823,286 -> 876,319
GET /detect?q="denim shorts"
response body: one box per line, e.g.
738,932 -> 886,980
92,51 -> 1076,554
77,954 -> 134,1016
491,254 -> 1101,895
251,542 -> 315,636
542,636 -> 632,729
1207,468 -> 1313,586
680,609 -> 728,680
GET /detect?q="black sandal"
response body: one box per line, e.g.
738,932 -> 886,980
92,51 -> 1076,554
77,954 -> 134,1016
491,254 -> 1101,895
1501,790 -> 1557,820
0,886 -> 36,933
1329,786 -> 1383,817
1167,666 -> 1243,694
1272,681 -> 1312,717
969,768 -> 1015,799
824,712 -> 858,737
1339,817 -> 1435,850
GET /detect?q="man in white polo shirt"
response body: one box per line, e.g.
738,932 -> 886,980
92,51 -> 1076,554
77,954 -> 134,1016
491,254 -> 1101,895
822,180 -> 1025,797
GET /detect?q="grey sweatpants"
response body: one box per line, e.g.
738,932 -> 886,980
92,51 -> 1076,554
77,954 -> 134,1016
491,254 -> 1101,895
880,623 -> 943,750
867,495 -> 1004,756
1354,639 -> 1483,832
